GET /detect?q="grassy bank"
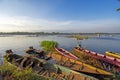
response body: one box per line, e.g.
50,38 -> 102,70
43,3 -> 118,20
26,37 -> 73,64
0,61 -> 50,80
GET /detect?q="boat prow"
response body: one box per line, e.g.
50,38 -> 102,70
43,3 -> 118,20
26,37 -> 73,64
55,48 -> 79,60
106,51 -> 120,59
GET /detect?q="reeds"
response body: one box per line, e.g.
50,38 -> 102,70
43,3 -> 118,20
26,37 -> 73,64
40,40 -> 58,51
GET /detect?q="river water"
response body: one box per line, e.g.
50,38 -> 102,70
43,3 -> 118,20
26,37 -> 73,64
0,35 -> 120,58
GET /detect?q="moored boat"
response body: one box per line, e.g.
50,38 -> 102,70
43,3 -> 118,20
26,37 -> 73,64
74,47 -> 120,68
25,46 -> 52,60
25,47 -> 113,77
55,48 -> 79,60
106,51 -> 120,59
74,47 -> 120,77
49,52 -> 113,76
5,50 -> 99,80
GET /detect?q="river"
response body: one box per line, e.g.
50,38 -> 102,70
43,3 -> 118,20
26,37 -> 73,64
0,35 -> 120,57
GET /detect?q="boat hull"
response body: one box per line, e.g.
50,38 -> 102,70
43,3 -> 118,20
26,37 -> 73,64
55,48 -> 78,60
48,52 -> 113,76
5,53 -> 98,80
106,51 -> 120,59
74,47 -> 120,68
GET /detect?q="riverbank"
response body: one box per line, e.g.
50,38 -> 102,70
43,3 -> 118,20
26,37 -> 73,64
0,48 -> 120,80
0,61 -> 50,80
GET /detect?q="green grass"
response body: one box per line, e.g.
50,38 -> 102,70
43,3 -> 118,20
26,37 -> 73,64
74,35 -> 89,40
40,40 -> 58,51
0,62 -> 51,80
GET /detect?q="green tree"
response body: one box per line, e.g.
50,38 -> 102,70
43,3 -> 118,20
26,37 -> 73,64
117,0 -> 120,11
117,8 -> 120,11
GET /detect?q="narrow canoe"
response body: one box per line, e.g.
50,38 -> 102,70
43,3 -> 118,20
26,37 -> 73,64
25,48 -> 54,61
55,48 -> 79,60
74,47 -> 120,68
26,48 -> 113,77
106,51 -> 120,59
49,52 -> 113,76
5,53 -> 98,80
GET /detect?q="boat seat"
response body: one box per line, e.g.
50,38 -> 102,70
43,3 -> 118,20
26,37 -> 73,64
20,57 -> 28,68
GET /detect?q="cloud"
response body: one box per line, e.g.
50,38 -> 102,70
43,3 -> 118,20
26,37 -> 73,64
0,15 -> 120,32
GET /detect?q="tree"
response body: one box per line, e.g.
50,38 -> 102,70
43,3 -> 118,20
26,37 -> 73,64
117,8 -> 120,11
117,0 -> 120,11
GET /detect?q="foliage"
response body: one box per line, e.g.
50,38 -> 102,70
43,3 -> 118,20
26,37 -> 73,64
0,62 -> 51,80
12,68 -> 49,80
40,40 -> 58,51
117,0 -> 120,11
117,8 -> 120,11
0,63 -> 16,77
74,35 -> 89,40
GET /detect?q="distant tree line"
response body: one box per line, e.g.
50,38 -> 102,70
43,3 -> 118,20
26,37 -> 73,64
0,32 -> 120,36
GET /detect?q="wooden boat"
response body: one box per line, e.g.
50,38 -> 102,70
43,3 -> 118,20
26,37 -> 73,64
106,51 -> 120,59
26,47 -> 113,76
25,48 -> 113,78
55,48 -> 79,60
25,48 -> 51,60
5,51 -> 98,80
74,47 -> 120,68
48,52 -> 113,76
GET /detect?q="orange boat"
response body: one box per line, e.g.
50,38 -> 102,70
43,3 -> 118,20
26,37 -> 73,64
55,48 -> 79,60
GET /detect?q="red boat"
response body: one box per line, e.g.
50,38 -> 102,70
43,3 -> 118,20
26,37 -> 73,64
55,48 -> 79,60
74,47 -> 120,67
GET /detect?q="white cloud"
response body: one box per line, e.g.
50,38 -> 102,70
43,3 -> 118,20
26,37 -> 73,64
0,15 -> 120,32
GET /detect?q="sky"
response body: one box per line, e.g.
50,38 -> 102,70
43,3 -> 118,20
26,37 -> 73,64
0,0 -> 120,33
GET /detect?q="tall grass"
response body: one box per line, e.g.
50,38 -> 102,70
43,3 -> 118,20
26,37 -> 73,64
40,40 -> 58,51
0,63 -> 51,80
74,35 -> 89,40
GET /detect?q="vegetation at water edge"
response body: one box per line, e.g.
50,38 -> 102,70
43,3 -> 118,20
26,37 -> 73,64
0,62 -> 51,80
40,40 -> 58,51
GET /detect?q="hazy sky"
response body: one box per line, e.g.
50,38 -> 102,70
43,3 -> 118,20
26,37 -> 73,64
0,0 -> 120,32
